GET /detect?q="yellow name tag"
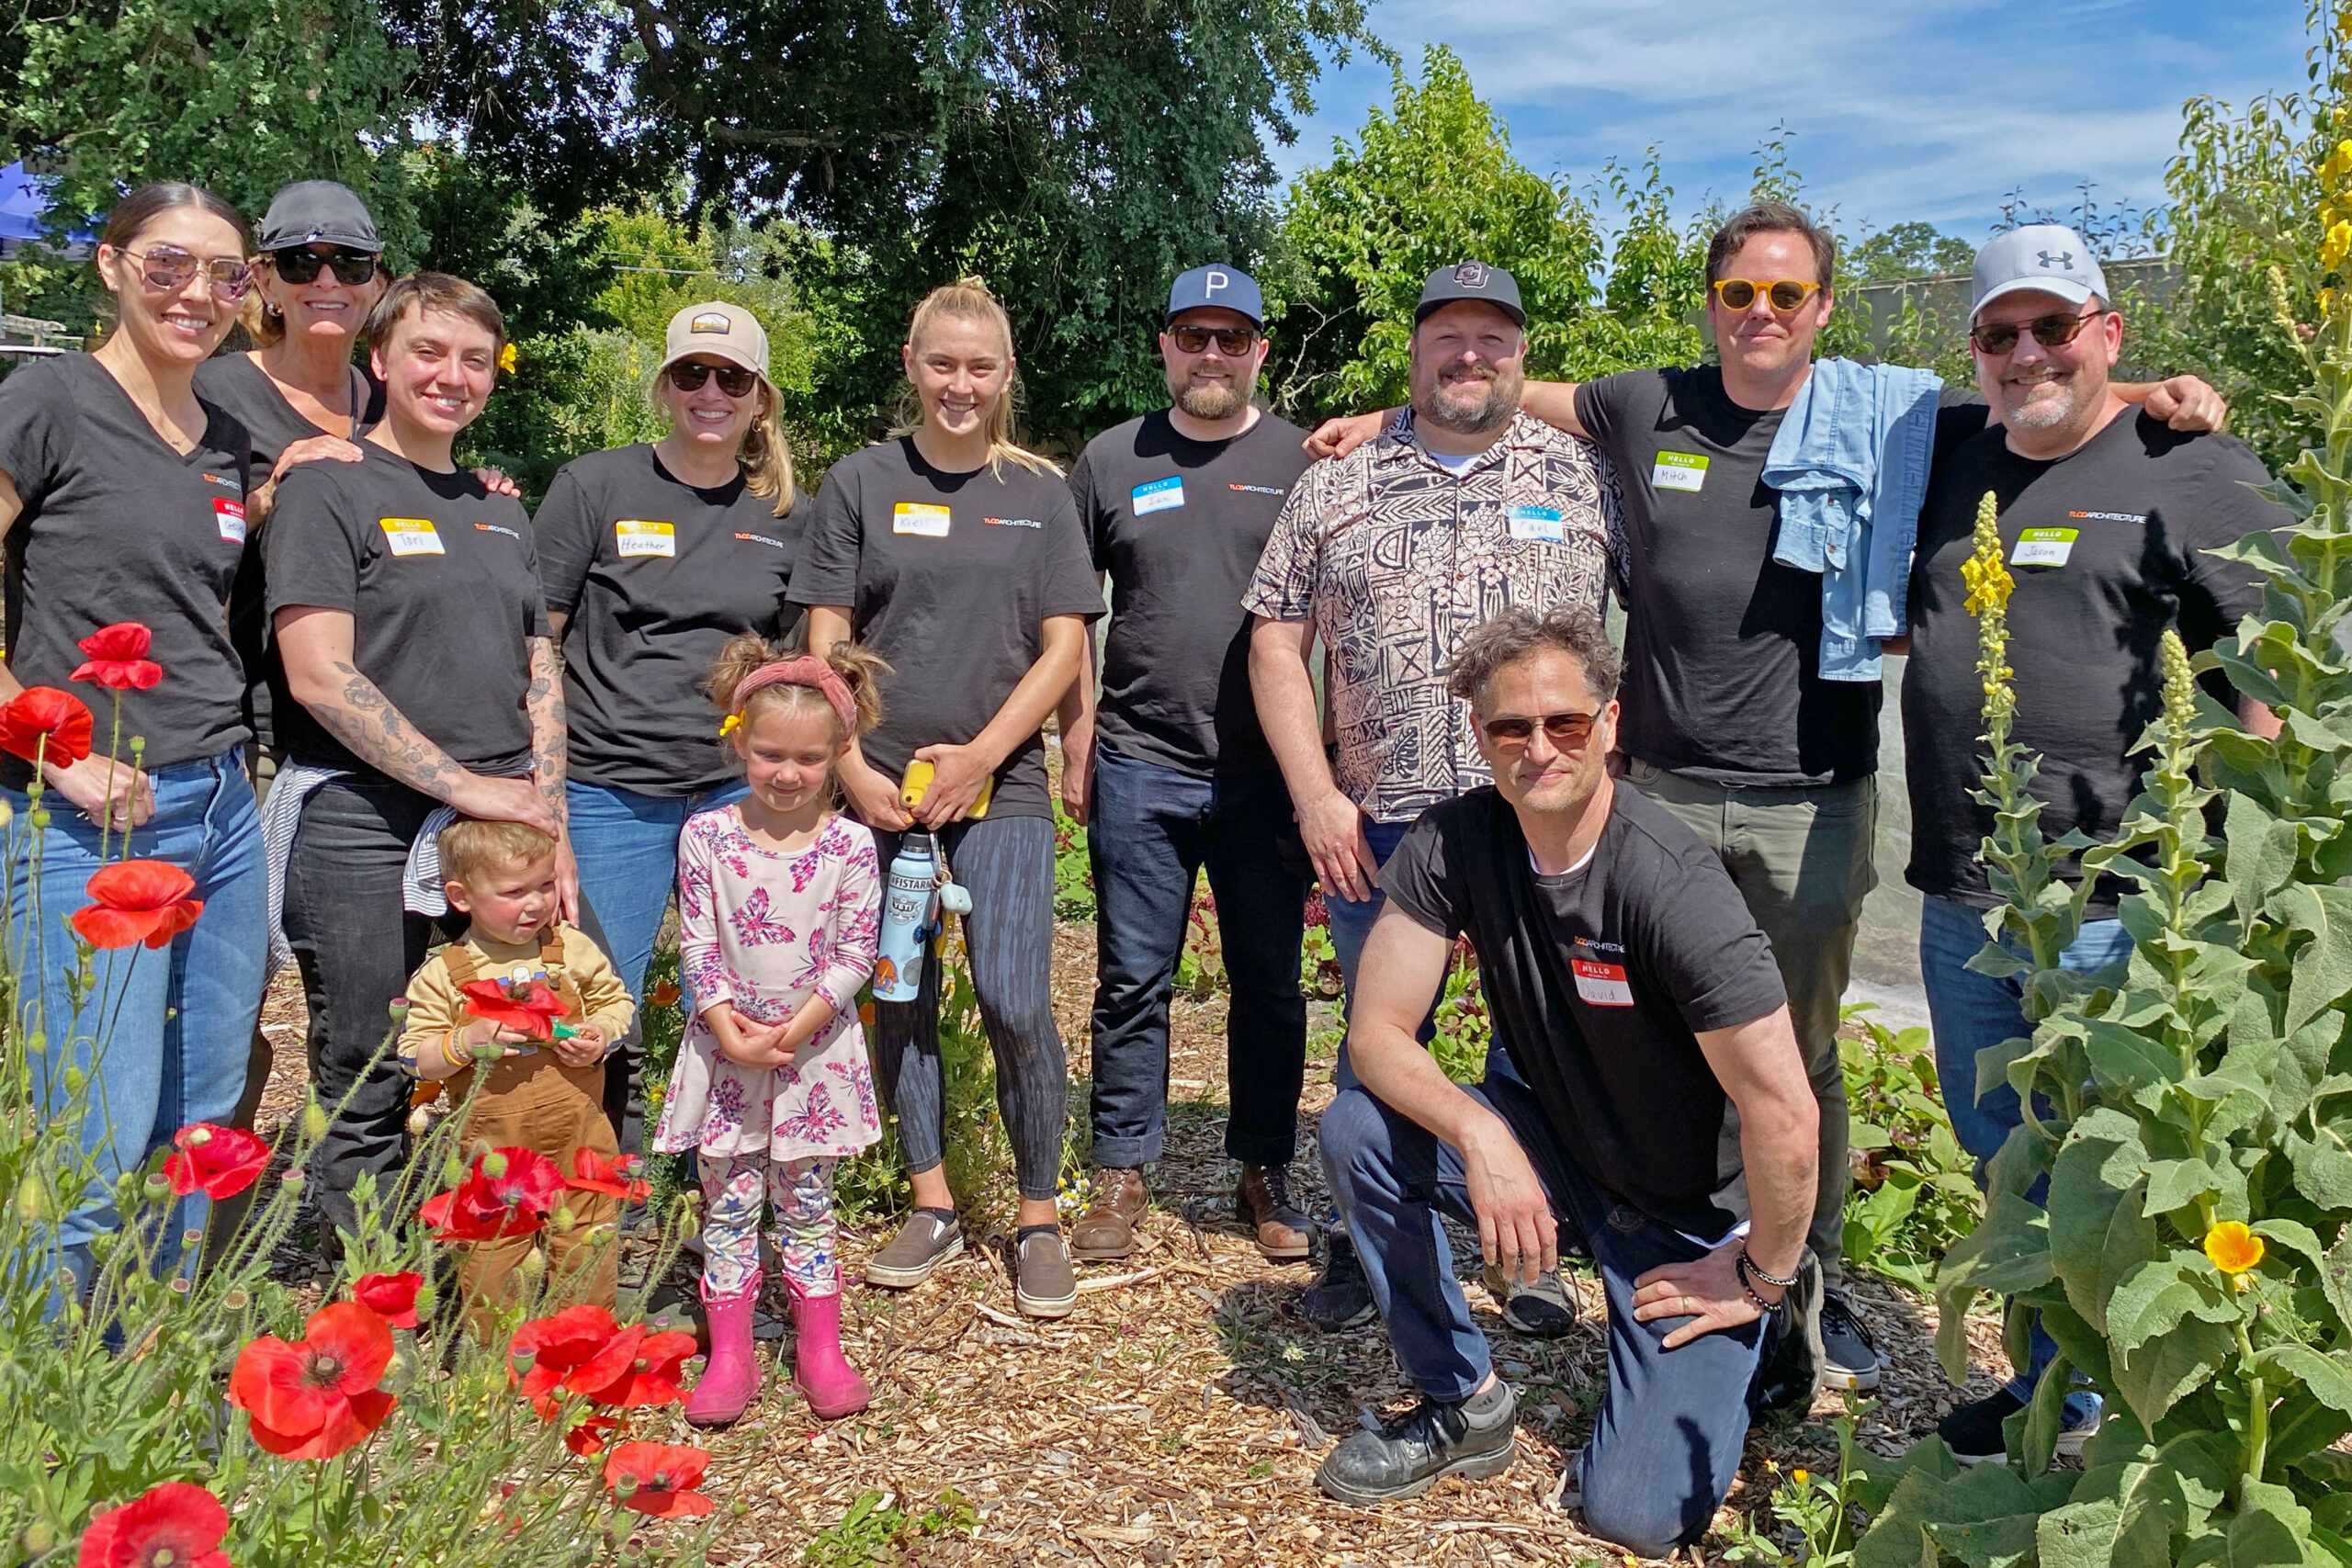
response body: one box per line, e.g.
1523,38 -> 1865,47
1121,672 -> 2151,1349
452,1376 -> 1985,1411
615,519 -> 677,558
379,517 -> 445,557
893,502 -> 952,537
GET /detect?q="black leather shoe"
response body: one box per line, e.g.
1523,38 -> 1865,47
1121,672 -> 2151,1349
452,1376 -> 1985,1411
1316,1382 -> 1519,1504
1295,1230 -> 1376,1330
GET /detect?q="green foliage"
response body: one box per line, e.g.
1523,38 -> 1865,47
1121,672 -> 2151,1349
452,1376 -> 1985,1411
1849,222 -> 1976,284
802,1486 -> 977,1567
1838,1006 -> 1982,1293
1052,805 -> 1096,924
1430,941 -> 1491,1085
1723,1396 -> 1873,1567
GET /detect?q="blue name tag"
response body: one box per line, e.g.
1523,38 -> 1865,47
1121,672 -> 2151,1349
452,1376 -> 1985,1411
1506,504 -> 1565,543
1132,477 -> 1185,515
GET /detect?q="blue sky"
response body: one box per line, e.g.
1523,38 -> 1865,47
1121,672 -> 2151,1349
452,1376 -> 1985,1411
1276,0 -> 2312,243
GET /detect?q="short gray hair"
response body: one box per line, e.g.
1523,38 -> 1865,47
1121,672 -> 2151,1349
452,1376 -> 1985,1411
1446,606 -> 1623,713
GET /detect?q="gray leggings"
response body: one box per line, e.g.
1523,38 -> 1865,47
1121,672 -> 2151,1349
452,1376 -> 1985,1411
870,814 -> 1068,1201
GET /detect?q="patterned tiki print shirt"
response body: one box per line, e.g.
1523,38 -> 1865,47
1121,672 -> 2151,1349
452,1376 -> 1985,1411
1243,409 -> 1619,823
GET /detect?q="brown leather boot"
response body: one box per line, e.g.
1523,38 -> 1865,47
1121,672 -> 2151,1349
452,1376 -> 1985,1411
1235,1164 -> 1313,1261
1069,1168 -> 1148,1261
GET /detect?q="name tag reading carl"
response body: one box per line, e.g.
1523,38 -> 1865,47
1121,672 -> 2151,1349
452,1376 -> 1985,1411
1507,504 -> 1566,544
615,519 -> 677,558
1132,477 -> 1185,515
1652,452 -> 1709,492
1571,958 -> 1634,1007
379,517 -> 445,557
2010,526 -> 2078,568
894,502 -> 952,537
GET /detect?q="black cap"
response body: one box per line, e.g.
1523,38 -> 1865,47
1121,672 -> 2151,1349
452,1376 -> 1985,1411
256,181 -> 381,254
1413,261 -> 1525,327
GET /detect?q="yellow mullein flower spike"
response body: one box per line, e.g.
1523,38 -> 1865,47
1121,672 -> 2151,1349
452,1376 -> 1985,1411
2324,221 -> 2352,274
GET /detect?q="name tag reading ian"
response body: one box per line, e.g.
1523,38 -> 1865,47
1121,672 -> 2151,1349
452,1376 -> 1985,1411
615,519 -> 677,558
1132,477 -> 1185,515
894,502 -> 952,537
1652,452 -> 1708,493
2010,526 -> 2078,568
379,517 -> 445,557
1506,504 -> 1566,544
1571,958 -> 1634,1007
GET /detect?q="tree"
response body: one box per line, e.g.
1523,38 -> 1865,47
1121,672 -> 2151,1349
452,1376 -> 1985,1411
1849,220 -> 1974,283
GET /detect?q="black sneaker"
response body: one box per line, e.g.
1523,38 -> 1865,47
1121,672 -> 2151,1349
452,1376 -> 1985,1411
1316,1381 -> 1519,1504
1747,1251 -> 1825,1417
1937,1387 -> 2101,1467
1481,1265 -> 1579,1337
1296,1230 -> 1376,1331
1819,1290 -> 1883,1391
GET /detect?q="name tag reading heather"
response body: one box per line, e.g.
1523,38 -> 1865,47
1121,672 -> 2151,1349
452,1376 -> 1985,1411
1507,504 -> 1566,543
1571,958 -> 1634,1007
615,519 -> 677,558
2010,526 -> 2078,568
1652,452 -> 1708,492
1132,477 -> 1185,514
379,517 -> 445,557
893,502 -> 952,537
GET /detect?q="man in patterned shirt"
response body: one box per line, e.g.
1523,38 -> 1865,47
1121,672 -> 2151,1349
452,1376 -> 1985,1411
1246,261 -> 1618,1332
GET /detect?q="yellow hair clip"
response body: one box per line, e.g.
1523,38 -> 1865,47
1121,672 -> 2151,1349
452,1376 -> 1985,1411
718,714 -> 742,737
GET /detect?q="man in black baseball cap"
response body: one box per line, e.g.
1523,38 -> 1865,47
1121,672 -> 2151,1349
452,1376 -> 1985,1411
1414,260 -> 1526,327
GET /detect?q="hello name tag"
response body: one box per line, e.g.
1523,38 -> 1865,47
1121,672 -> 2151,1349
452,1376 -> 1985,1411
893,502 -> 952,537
1652,452 -> 1709,492
1571,958 -> 1634,1008
615,519 -> 677,558
212,497 -> 247,545
2010,526 -> 2078,568
1506,504 -> 1566,543
1132,476 -> 1185,514
379,517 -> 445,557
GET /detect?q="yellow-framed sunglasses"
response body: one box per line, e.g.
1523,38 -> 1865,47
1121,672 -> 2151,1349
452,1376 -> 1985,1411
1711,277 -> 1824,313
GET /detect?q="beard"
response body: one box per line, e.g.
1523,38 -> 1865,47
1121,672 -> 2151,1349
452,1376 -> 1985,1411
1174,378 -> 1251,421
1999,374 -> 2079,432
1416,361 -> 1524,436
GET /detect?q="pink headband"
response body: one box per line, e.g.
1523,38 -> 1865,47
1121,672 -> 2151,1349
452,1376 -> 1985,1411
732,657 -> 857,738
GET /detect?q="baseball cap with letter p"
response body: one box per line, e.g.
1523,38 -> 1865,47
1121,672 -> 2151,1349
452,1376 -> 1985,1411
1165,265 -> 1265,328
1971,225 -> 2109,317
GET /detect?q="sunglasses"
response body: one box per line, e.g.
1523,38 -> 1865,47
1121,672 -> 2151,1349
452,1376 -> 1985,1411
1480,710 -> 1600,750
119,244 -> 254,301
270,247 -> 380,287
666,361 -> 762,398
1168,325 -> 1260,356
1711,277 -> 1822,313
1968,309 -> 2110,355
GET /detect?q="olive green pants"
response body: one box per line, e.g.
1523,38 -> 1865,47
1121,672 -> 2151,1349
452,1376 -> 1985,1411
1625,761 -> 1876,1289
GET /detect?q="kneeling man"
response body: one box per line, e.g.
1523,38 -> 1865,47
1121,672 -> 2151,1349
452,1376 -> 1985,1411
1315,605 -> 1821,1556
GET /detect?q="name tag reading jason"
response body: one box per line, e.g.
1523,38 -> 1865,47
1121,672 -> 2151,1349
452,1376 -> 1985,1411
1132,477 -> 1185,514
893,502 -> 952,537
1506,504 -> 1565,543
2010,526 -> 2078,568
1652,452 -> 1709,492
615,519 -> 677,558
213,497 -> 247,545
379,517 -> 445,557
1571,958 -> 1634,1007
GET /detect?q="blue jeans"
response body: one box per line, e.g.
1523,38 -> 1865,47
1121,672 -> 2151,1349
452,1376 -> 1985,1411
1086,746 -> 1307,1168
1324,816 -> 1453,1089
1920,891 -> 2130,1404
1322,1074 -> 1768,1557
9,749 -> 269,1283
564,777 -> 749,1156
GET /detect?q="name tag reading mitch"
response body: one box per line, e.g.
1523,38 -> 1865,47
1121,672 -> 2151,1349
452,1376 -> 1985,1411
1652,452 -> 1709,492
379,517 -> 445,557
2010,526 -> 2078,568
1132,477 -> 1185,514
894,502 -> 952,537
1506,504 -> 1566,543
615,519 -> 677,558
1571,958 -> 1634,1007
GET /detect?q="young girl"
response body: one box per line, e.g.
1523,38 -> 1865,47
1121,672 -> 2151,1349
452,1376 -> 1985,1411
652,633 -> 889,1426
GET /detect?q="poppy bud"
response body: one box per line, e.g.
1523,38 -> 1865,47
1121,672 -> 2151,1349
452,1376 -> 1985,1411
181,1227 -> 202,1249
406,1107 -> 433,1137
18,1522 -> 55,1555
481,1151 -> 510,1179
61,1065 -> 84,1094
552,1205 -> 577,1233
28,807 -> 48,829
223,1287 -> 250,1310
303,1100 -> 330,1142
22,1031 -> 42,1053
472,1039 -> 503,1063
282,1168 -> 306,1190
442,1156 -> 465,1186
389,997 -> 412,1025
0,800 -> 13,829
143,1173 -> 171,1199
516,1248 -> 547,1280
413,1282 -> 437,1314
13,1176 -> 43,1222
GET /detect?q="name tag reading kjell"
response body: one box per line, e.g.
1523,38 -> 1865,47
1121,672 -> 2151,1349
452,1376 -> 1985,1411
894,502 -> 952,537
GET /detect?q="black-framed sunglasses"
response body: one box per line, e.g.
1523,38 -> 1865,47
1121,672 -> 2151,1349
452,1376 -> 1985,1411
666,361 -> 762,398
269,246 -> 380,287
120,244 -> 254,301
1968,309 -> 2110,355
1168,324 -> 1260,356
1480,710 -> 1600,750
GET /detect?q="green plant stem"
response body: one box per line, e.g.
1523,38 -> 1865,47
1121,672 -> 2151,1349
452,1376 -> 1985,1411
99,694 -> 121,863
2236,1317 -> 2267,1495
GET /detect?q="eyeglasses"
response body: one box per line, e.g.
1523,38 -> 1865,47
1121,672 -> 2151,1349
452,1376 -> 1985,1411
119,244 -> 255,301
1167,325 -> 1259,356
666,361 -> 761,398
1711,278 -> 1823,313
269,247 -> 380,287
1480,710 -> 1600,750
1968,309 -> 2110,355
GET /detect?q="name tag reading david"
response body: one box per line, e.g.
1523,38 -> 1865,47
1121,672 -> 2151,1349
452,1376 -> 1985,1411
893,502 -> 952,537
379,517 -> 445,557
2010,526 -> 2078,568
1132,477 -> 1185,514
1507,504 -> 1565,543
1571,958 -> 1634,1007
615,519 -> 677,558
1652,452 -> 1708,492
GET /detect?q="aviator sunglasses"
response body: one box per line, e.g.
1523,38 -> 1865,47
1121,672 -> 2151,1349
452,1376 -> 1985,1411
269,246 -> 381,287
1480,710 -> 1600,750
666,361 -> 762,397
1968,309 -> 2110,356
119,243 -> 255,301
1711,277 -> 1823,313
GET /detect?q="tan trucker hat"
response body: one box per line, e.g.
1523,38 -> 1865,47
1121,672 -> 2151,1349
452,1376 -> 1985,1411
661,301 -> 770,377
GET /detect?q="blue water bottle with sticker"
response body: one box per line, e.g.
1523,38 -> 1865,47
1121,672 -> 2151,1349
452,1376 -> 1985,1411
874,833 -> 937,1002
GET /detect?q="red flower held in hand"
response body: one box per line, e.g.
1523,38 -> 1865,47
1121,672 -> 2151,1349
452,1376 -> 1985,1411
565,1147 -> 650,1202
0,685 -> 94,768
74,1481 -> 232,1568
70,622 -> 164,691
73,861 -> 205,951
566,1324 -> 696,1408
162,1122 -> 269,1200
351,1271 -> 424,1329
604,1441 -> 714,1517
459,976 -> 568,1043
418,1146 -> 565,1242
227,1301 -> 398,1461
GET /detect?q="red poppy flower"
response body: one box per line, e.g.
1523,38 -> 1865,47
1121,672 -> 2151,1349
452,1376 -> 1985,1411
162,1122 -> 269,1200
603,1441 -> 714,1517
72,861 -> 205,951
0,685 -> 94,768
418,1146 -> 564,1242
564,1147 -> 650,1202
351,1271 -> 424,1329
459,976 -> 569,1043
74,1480 -> 232,1568
70,622 -> 164,691
509,1303 -> 624,1411
565,1325 -> 696,1408
226,1301 -> 398,1461
562,1411 -> 621,1457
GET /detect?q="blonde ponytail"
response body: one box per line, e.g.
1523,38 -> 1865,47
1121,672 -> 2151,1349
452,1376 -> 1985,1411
740,385 -> 798,517
891,276 -> 1060,479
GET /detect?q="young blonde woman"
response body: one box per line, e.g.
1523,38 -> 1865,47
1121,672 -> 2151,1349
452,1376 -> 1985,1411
789,278 -> 1101,1317
536,301 -> 809,1154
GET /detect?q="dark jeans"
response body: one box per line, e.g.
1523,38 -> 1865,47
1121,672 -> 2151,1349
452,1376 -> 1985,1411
1086,747 -> 1308,1168
1321,1074 -> 1770,1558
871,814 -> 1068,1202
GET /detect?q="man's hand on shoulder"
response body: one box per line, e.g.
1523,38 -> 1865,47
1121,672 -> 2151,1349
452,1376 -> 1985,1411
1304,409 -> 1390,461
2136,375 -> 2228,433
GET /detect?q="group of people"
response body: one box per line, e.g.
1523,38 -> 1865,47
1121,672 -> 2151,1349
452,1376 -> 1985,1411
0,169 -> 2286,1555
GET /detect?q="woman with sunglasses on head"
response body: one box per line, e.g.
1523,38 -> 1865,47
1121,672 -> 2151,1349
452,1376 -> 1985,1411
0,183 -> 278,1286
535,301 -> 808,1156
790,276 -> 1101,1319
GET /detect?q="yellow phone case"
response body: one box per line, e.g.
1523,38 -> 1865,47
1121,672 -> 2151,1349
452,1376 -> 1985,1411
899,761 -> 993,819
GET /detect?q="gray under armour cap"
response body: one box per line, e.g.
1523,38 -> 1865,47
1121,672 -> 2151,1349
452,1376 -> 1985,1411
1971,224 -> 2107,317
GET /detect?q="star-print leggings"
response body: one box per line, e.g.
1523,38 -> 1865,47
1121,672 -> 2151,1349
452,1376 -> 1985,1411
698,1155 -> 839,1298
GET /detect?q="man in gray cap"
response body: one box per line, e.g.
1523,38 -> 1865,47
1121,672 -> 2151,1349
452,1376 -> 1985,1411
1902,223 -> 2285,1462
1247,262 -> 1618,1334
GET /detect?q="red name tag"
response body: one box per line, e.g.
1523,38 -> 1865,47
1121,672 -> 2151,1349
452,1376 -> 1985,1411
212,497 -> 247,544
1571,958 -> 1633,1007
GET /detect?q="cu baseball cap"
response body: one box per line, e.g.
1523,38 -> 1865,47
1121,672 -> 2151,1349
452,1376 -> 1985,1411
256,181 -> 382,254
1415,262 -> 1525,327
1971,225 -> 2109,317
660,300 -> 770,378
1165,265 -> 1265,327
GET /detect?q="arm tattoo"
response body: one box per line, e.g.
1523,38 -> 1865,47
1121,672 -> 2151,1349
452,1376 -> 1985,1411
526,638 -> 568,825
317,660 -> 465,797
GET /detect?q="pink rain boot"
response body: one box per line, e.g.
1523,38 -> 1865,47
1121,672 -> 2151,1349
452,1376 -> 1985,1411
684,1270 -> 763,1427
789,1280 -> 872,1419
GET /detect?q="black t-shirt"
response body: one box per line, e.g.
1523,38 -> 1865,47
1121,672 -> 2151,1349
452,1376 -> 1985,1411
1903,411 -> 2280,914
1073,410 -> 1307,776
787,437 -> 1102,821
265,442 -> 549,778
1382,784 -> 1788,1237
0,355 -> 254,774
537,445 -> 808,795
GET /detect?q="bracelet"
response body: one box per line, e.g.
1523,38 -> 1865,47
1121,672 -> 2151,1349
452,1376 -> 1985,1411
1740,1278 -> 1780,1313
440,1029 -> 471,1075
1738,1248 -> 1798,1291
1735,1252 -> 1788,1312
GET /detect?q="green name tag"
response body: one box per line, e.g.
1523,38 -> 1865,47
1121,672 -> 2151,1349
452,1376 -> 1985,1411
2011,526 -> 2078,568
1652,452 -> 1708,492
